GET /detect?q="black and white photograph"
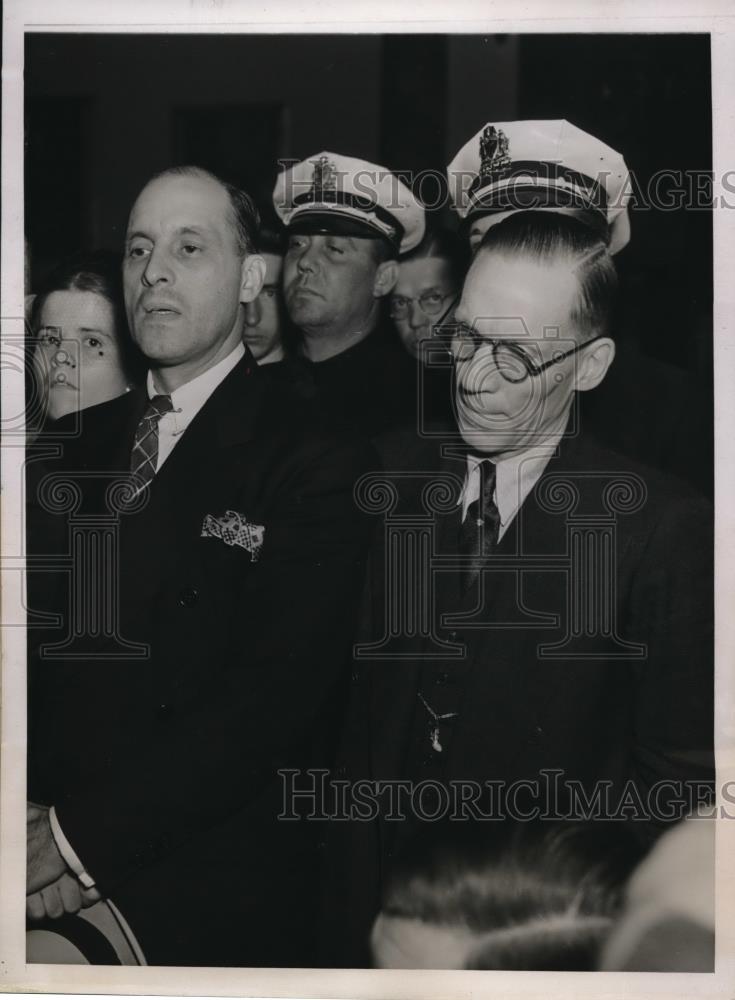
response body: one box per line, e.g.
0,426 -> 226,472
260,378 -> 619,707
1,1 -> 734,997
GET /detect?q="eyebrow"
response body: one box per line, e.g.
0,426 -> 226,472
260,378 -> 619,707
39,326 -> 113,339
322,234 -> 357,250
126,225 -> 213,242
394,286 -> 445,298
177,226 -> 211,239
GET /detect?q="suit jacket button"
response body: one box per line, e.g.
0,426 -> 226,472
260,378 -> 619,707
178,587 -> 199,608
436,671 -> 450,685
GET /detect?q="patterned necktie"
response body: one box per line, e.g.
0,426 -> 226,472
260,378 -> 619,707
458,458 -> 501,590
130,394 -> 174,491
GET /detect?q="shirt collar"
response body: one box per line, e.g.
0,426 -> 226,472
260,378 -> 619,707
146,342 -> 245,431
460,425 -> 567,531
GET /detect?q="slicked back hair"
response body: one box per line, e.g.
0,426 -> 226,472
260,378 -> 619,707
476,210 -> 619,341
380,820 -> 642,972
148,165 -> 260,257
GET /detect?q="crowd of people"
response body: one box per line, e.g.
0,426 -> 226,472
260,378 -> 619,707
24,118 -> 714,970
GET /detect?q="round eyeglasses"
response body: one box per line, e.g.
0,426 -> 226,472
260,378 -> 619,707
452,324 -> 603,384
389,290 -> 456,319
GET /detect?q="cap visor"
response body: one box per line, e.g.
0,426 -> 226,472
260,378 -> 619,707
471,183 -> 607,217
287,211 -> 393,243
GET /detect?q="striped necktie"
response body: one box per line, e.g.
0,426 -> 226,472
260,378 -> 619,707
458,458 -> 501,590
130,394 -> 174,491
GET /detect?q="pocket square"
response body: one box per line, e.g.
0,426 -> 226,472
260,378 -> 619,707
201,510 -> 265,562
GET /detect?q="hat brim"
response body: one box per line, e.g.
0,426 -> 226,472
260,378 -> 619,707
286,210 -> 397,248
469,181 -> 607,220
465,183 -> 630,255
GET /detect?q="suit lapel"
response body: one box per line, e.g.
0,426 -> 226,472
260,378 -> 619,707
61,389 -> 147,474
116,358 -> 267,633
129,356 -> 262,510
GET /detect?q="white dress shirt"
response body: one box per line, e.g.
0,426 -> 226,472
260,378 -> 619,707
458,429 -> 566,540
48,341 -> 246,889
149,341 -> 245,471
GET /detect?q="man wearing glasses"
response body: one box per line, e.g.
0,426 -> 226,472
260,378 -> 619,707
320,208 -> 713,968
447,118 -> 710,496
389,228 -> 466,361
388,228 -> 468,426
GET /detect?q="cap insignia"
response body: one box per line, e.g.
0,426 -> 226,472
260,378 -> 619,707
311,155 -> 338,200
479,126 -> 511,186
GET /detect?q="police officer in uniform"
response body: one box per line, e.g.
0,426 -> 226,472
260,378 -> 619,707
273,152 -> 425,439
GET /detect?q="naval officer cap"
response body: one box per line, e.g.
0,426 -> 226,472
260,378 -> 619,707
447,120 -> 631,254
273,151 -> 425,255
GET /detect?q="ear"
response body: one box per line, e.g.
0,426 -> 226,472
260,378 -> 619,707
574,336 -> 615,393
239,253 -> 266,304
373,259 -> 398,299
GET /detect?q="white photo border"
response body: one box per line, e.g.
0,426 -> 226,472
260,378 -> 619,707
2,1 -> 734,997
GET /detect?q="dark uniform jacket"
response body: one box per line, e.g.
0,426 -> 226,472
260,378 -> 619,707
300,322 -> 413,440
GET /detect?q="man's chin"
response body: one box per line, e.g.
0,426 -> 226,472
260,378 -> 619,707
286,302 -> 326,328
132,333 -> 190,366
457,417 -> 523,454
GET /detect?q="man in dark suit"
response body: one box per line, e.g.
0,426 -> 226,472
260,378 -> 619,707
320,210 -> 713,966
26,165 -> 375,966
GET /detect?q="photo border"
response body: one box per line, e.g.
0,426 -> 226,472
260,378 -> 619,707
3,1 -> 734,997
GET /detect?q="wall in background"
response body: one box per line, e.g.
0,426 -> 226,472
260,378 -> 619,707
445,35 -> 519,162
25,33 -> 384,270
25,31 -> 711,379
26,33 -> 524,275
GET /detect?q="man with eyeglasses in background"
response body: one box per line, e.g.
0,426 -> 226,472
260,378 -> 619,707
319,207 -> 713,968
388,228 -> 468,426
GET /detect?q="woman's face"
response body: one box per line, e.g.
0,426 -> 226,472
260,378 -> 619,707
33,290 -> 130,420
